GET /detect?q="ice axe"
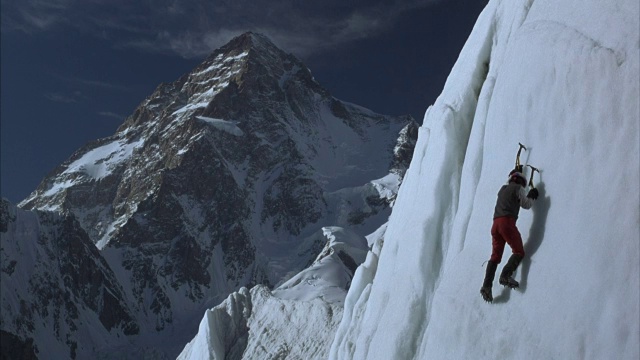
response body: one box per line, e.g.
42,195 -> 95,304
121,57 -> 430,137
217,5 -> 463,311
515,143 -> 527,173
527,165 -> 540,188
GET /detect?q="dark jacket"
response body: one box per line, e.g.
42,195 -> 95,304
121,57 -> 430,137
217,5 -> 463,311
493,182 -> 534,220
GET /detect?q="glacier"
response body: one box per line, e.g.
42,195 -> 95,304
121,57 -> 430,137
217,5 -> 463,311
330,0 -> 639,359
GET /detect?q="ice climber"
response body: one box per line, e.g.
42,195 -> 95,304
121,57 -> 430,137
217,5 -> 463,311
480,170 -> 538,303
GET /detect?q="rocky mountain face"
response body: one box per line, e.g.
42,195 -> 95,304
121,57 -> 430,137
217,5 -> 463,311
1,200 -> 138,359
6,32 -> 417,358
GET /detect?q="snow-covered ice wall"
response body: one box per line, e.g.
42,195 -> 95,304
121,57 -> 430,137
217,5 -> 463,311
330,0 -> 639,359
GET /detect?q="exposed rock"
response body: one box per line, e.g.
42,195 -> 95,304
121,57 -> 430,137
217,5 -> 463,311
1,200 -> 138,359
0,330 -> 38,360
10,32 -> 417,358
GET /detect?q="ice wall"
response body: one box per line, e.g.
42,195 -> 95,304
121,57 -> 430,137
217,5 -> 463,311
330,0 -> 639,359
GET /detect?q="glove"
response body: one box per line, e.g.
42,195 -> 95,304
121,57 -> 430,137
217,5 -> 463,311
527,188 -> 539,200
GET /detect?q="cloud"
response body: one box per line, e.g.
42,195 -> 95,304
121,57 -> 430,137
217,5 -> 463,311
2,0 -> 441,58
51,74 -> 130,92
1,0 -> 74,32
122,29 -> 247,59
64,77 -> 129,91
98,111 -> 123,120
41,76 -> 128,105
44,91 -> 82,103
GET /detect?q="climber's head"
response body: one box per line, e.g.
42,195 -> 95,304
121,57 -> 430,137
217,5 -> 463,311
508,170 -> 527,187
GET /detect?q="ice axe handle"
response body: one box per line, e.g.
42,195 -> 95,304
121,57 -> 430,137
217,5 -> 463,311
515,143 -> 527,172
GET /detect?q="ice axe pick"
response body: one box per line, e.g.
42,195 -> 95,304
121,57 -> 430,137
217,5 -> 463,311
527,165 -> 540,188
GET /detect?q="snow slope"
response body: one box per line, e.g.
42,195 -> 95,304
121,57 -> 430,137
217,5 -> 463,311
178,285 -> 342,360
272,226 -> 368,304
178,227 -> 369,360
195,116 -> 244,136
331,0 -> 639,359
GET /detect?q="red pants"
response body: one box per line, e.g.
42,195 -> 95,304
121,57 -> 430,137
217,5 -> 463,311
490,216 -> 525,263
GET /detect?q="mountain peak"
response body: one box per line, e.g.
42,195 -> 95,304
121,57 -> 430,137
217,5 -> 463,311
227,32 -> 277,50
9,12 -> 414,360
206,31 -> 285,64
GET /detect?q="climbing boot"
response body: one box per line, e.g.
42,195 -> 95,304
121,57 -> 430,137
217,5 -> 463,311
499,254 -> 523,289
480,286 -> 493,303
480,260 -> 498,302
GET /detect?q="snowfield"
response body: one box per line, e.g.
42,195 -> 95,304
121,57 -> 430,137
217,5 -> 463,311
195,116 -> 244,136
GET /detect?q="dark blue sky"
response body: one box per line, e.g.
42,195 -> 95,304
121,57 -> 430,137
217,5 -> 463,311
1,0 -> 487,203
